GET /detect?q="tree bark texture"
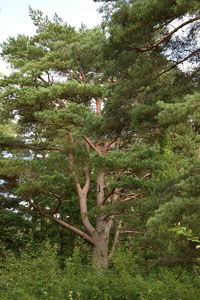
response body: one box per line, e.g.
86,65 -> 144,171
92,216 -> 112,269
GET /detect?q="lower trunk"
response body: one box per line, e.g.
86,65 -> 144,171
92,231 -> 109,269
92,216 -> 113,269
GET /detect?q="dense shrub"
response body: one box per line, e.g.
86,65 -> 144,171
1,243 -> 200,300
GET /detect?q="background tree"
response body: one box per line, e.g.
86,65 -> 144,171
94,0 -> 200,266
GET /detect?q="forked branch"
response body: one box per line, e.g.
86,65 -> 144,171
83,136 -> 102,155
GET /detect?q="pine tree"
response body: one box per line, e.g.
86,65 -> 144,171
95,0 -> 200,265
2,0 -> 200,269
0,9 -> 155,268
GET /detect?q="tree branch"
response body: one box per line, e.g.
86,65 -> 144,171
123,193 -> 143,201
83,136 -> 102,155
134,17 -> 200,52
48,191 -> 62,215
121,230 -> 145,235
158,47 -> 200,77
67,133 -> 95,236
0,174 -> 18,188
103,187 -> 116,205
103,137 -> 119,154
76,183 -> 96,235
38,75 -> 48,85
27,145 -> 62,151
0,140 -> 62,152
108,219 -> 122,259
103,183 -> 124,205
28,200 -> 95,245
82,166 -> 91,194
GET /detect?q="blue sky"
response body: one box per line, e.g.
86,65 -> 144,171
0,0 -> 102,74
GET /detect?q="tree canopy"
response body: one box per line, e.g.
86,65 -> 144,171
1,0 -> 200,298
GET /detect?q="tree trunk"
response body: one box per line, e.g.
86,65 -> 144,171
92,216 -> 112,269
92,230 -> 109,269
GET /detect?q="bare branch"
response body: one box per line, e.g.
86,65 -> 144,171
103,187 -> 116,205
18,205 -> 40,215
82,166 -> 91,194
38,75 -> 48,85
158,47 -> 200,77
28,199 -> 95,245
123,193 -> 143,201
67,133 -> 95,236
152,18 -> 177,32
48,192 -> 62,215
83,136 -> 102,155
134,17 -> 200,52
47,72 -> 52,83
103,186 -> 123,205
103,137 -> 119,154
43,211 -> 95,244
95,98 -> 102,116
76,183 -> 96,235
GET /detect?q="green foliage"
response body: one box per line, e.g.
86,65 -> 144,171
172,224 -> 200,250
1,243 -> 200,300
0,243 -> 63,300
1,0 -> 200,284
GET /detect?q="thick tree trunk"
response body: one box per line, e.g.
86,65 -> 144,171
92,216 -> 112,269
92,230 -> 109,269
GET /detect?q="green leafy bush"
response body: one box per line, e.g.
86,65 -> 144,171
1,243 -> 200,300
